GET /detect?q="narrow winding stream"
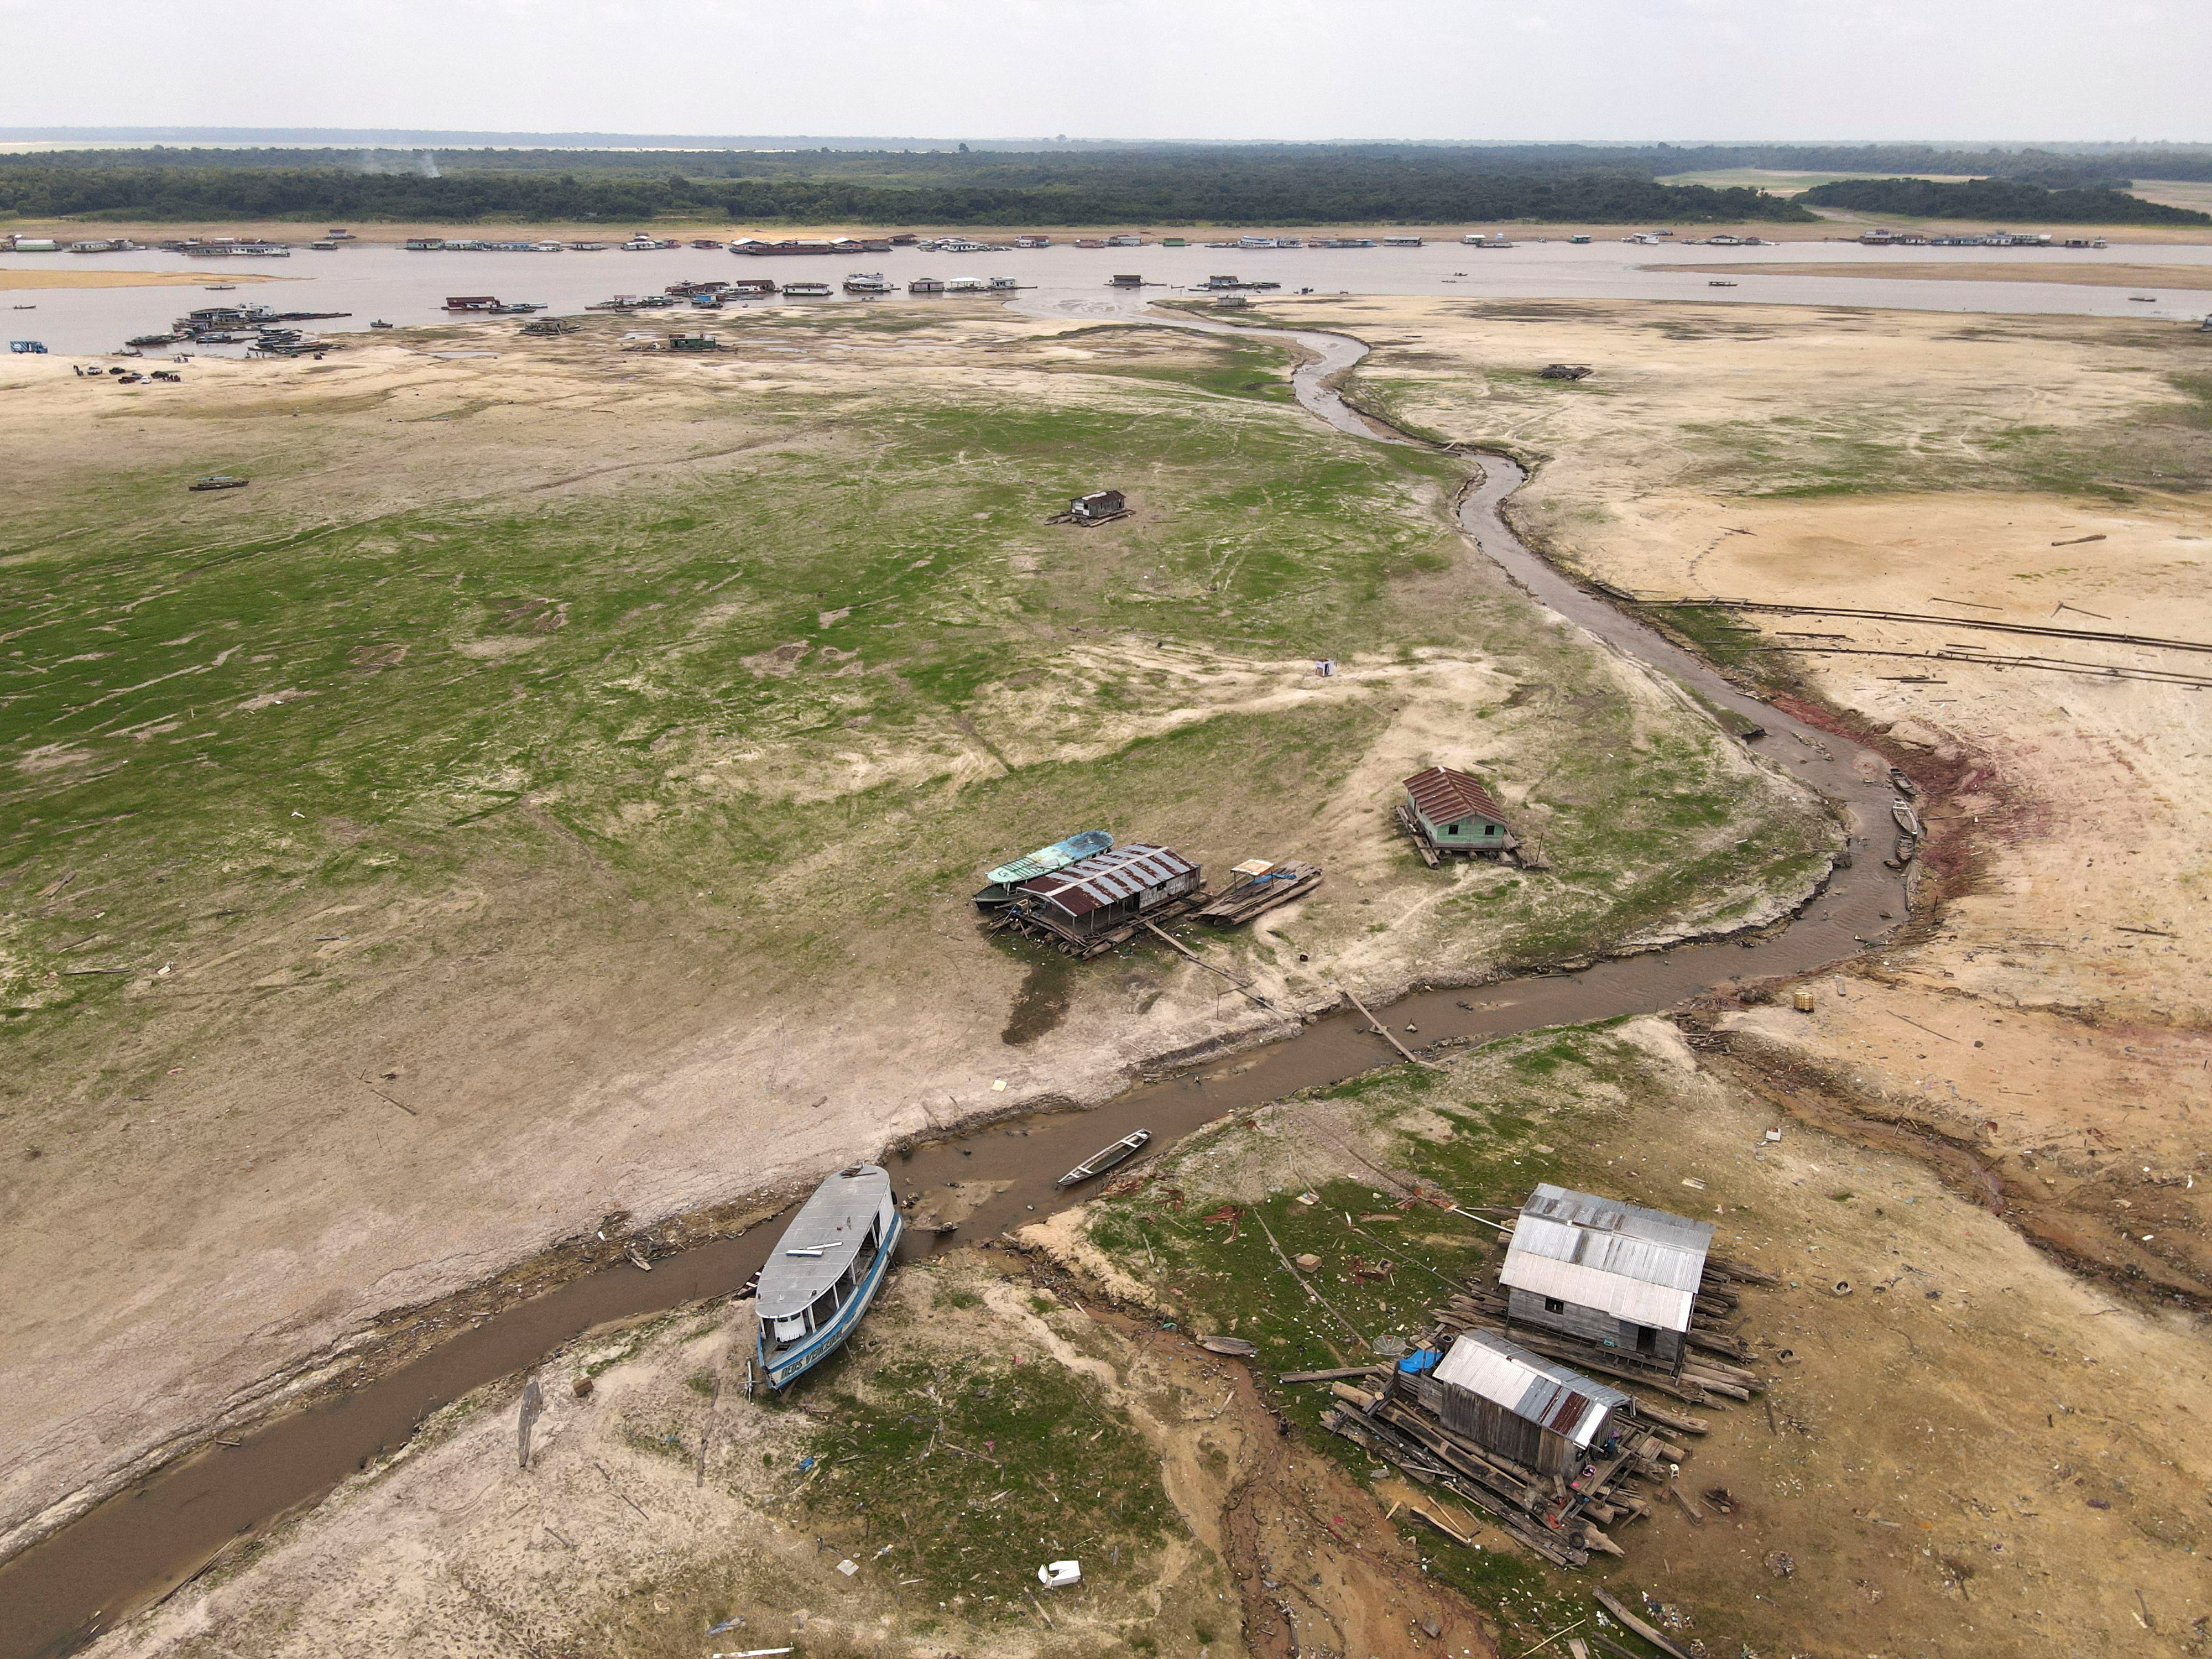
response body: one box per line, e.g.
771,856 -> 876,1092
0,301 -> 1908,1659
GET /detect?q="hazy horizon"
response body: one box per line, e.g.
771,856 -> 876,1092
1,1 -> 2205,144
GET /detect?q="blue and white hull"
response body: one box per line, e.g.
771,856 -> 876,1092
757,1194 -> 902,1389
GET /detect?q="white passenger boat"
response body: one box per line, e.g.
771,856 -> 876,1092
755,1164 -> 902,1388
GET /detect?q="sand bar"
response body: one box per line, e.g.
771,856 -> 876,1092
1663,259 -> 2212,290
0,268 -> 284,290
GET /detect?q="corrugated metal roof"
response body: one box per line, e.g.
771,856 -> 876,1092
1500,1183 -> 1714,1332
1019,843 -> 1197,918
1433,1330 -> 1627,1448
755,1165 -> 892,1318
1403,766 -> 1511,828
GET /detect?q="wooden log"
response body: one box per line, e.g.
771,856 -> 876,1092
1668,1480 -> 1704,1526
1626,1401 -> 1709,1436
1577,1523 -> 1626,1558
1280,1366 -> 1386,1384
1141,920 -> 1275,1011
1593,1589 -> 1695,1659
1704,1255 -> 1783,1287
1337,985 -> 1445,1071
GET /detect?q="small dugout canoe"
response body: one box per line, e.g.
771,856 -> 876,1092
1056,1129 -> 1151,1189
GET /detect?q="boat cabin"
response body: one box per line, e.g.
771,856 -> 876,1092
1405,1331 -> 1629,1477
1402,766 -> 1516,857
755,1164 -> 901,1387
1500,1183 -> 1713,1370
1070,488 -> 1125,521
1015,843 -> 1199,939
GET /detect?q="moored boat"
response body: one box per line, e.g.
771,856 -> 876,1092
755,1164 -> 902,1388
1056,1129 -> 1151,1189
973,829 -> 1113,909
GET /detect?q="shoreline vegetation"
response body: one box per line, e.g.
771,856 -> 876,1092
0,139 -> 2203,231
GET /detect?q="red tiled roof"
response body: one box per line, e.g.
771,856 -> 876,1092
1019,843 -> 1196,917
1404,766 -> 1510,827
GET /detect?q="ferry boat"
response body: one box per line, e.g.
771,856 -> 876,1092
755,1164 -> 902,1388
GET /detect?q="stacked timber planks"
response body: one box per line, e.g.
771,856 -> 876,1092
1318,1374 -> 1678,1570
1197,862 -> 1323,925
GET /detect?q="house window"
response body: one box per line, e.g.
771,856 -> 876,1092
1484,823 -> 1498,836
1542,1296 -> 1565,1314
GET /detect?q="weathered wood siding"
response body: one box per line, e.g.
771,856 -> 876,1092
1509,1288 -> 1683,1366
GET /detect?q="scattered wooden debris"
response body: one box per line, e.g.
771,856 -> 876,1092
1540,363 -> 1594,380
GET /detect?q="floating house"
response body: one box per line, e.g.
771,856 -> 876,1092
907,276 -> 945,295
1501,1184 -> 1714,1369
1108,273 -> 1144,287
1014,843 -> 1201,942
1407,1331 -> 1630,1476
1401,766 -> 1516,858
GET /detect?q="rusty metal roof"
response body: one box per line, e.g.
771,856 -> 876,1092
1433,1330 -> 1628,1448
1501,1183 -> 1714,1333
1019,843 -> 1196,917
1403,766 -> 1510,827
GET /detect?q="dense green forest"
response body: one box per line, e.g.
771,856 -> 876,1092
1797,176 -> 2211,225
0,150 -> 1819,225
6,141 -> 2211,227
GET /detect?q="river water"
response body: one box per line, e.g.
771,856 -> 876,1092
0,290 -> 1914,1658
5,233 -> 2212,356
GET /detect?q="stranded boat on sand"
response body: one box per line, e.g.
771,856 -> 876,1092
755,1164 -> 902,1387
973,829 -> 1114,909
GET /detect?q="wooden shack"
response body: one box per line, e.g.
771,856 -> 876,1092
1501,1184 -> 1713,1370
1401,766 -> 1516,860
1070,489 -> 1126,521
1407,1331 -> 1629,1477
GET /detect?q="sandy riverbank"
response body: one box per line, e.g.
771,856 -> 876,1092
1664,259 -> 2212,290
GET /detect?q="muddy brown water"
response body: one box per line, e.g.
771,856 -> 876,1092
0,303 -> 1908,1659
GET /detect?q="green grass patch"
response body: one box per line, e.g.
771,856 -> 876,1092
801,1355 -> 1176,1617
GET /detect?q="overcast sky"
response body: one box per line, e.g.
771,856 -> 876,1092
3,0 -> 2206,143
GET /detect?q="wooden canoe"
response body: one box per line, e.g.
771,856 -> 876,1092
1055,1129 -> 1151,1188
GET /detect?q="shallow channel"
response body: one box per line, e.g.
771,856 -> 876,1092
0,301 -> 1910,1659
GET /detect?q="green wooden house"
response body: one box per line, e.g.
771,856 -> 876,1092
1403,766 -> 1517,859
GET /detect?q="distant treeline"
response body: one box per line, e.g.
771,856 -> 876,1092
1798,177 -> 2211,225
0,157 -> 1819,226
11,140 -> 2212,187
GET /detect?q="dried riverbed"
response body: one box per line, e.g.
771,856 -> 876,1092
0,296 -> 1916,1657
